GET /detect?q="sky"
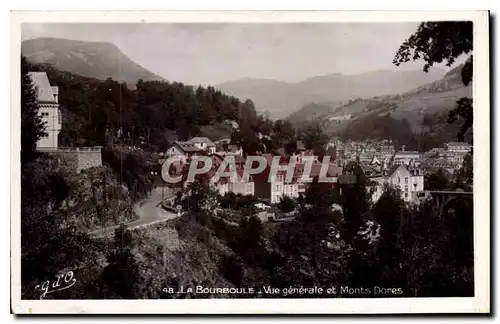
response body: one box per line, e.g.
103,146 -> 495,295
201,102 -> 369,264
22,23 -> 466,86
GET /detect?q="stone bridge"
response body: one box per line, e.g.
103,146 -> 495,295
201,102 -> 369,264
424,190 -> 473,217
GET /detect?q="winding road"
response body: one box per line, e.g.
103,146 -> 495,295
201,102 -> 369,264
90,187 -> 179,238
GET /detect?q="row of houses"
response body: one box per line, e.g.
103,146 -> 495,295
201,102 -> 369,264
337,158 -> 425,204
163,136 -> 428,205
163,135 -> 471,206
329,138 -> 471,174
422,142 -> 473,174
163,138 -> 343,203
165,137 -> 242,163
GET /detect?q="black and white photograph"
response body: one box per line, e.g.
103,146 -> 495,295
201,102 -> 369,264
10,10 -> 490,314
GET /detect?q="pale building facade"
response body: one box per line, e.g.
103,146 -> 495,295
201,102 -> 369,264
446,142 -> 472,153
269,172 -> 299,204
29,72 -> 62,149
371,164 -> 424,203
29,72 -> 103,173
393,151 -> 422,167
189,137 -> 216,154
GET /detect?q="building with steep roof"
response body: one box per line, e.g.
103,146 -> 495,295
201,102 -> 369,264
166,141 -> 202,164
30,72 -> 102,173
188,137 -> 216,154
29,72 -> 62,149
371,164 -> 424,203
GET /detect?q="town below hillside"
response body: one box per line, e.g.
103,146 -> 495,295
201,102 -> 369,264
20,22 -> 474,300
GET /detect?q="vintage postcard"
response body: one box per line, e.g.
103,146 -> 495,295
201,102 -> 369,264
10,10 -> 490,314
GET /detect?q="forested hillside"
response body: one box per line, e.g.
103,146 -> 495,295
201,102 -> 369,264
27,61 -> 277,153
283,61 -> 472,150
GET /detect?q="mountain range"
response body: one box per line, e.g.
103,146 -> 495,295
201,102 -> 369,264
305,63 -> 472,137
22,37 -> 165,87
22,37 -> 461,126
216,68 -> 446,119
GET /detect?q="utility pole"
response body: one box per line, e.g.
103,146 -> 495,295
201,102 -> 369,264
90,174 -> 104,235
103,172 -> 107,204
103,172 -> 107,237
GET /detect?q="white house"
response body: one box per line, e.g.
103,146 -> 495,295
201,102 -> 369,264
182,156 -> 255,197
208,171 -> 255,197
189,137 -> 216,154
269,171 -> 300,203
371,164 -> 424,203
228,177 -> 255,196
29,72 -> 62,149
252,155 -> 300,204
165,141 -> 202,163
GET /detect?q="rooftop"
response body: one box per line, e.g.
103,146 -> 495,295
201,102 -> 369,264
28,72 -> 59,103
174,141 -> 202,152
395,151 -> 421,156
446,142 -> 472,146
189,137 -> 216,147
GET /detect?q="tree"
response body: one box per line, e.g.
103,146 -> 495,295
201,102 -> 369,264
370,185 -> 408,289
20,155 -> 104,299
234,124 -> 262,155
219,254 -> 244,286
449,96 -> 473,142
84,102 -> 109,146
272,206 -> 345,289
425,169 -> 451,190
21,56 -> 46,165
101,225 -> 142,299
305,179 -> 340,208
258,115 -> 274,135
278,195 -> 296,213
302,124 -> 328,152
240,99 -> 258,126
273,119 -> 296,145
394,22 -> 473,142
453,152 -> 473,190
238,215 -> 264,250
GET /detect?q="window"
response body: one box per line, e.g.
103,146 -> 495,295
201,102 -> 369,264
405,177 -> 408,184
404,193 -> 408,199
41,112 -> 49,117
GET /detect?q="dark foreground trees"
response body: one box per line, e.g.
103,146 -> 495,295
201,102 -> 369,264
21,56 -> 46,165
99,225 -> 142,299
